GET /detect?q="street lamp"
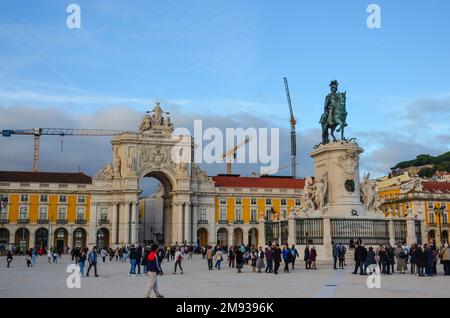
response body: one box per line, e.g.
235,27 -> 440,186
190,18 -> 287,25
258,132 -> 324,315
434,205 -> 445,246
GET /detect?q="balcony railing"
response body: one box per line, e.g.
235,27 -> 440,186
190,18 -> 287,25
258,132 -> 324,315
76,219 -> 86,224
0,218 -> 8,224
57,219 -> 68,224
250,220 -> 258,224
234,220 -> 244,224
37,219 -> 49,224
98,219 -> 110,225
218,220 -> 228,224
198,219 -> 208,224
17,218 -> 29,224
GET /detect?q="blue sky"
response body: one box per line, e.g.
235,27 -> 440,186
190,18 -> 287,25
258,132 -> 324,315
0,0 -> 449,180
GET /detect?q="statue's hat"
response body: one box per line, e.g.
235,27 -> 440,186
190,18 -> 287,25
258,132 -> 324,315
329,80 -> 339,88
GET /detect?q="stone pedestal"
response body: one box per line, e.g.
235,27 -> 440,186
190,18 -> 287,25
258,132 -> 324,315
309,141 -> 365,218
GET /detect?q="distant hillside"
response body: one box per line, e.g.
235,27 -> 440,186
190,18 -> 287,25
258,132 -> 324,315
391,151 -> 450,175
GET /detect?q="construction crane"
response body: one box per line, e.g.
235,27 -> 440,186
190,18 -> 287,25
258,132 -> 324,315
221,136 -> 251,175
1,128 -> 127,172
283,77 -> 297,178
251,162 -> 291,177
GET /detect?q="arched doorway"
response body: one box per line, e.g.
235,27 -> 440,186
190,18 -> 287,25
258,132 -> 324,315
233,228 -> 243,246
442,230 -> 449,244
54,228 -> 68,252
73,228 -> 86,248
217,228 -> 228,247
35,228 -> 48,249
15,228 -> 30,252
248,228 -> 258,247
97,228 -> 110,249
428,230 -> 436,244
0,228 -> 10,244
140,171 -> 176,245
197,228 -> 208,247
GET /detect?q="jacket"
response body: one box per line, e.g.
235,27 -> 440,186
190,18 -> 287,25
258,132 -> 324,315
354,246 -> 368,262
88,250 -> 98,263
365,250 -> 376,265
272,248 -> 281,263
146,251 -> 162,273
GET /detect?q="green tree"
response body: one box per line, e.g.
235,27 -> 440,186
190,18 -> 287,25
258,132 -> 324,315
418,167 -> 436,178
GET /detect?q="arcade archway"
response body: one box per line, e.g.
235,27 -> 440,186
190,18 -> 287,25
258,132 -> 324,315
217,228 -> 228,246
54,228 -> 68,251
73,228 -> 86,248
96,228 -> 110,248
197,228 -> 208,247
0,228 -> 9,244
15,228 -> 30,251
35,228 -> 48,249
233,228 -> 243,246
248,228 -> 258,247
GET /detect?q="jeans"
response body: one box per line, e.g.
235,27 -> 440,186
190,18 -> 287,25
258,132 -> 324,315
207,259 -> 213,270
333,256 -> 337,269
418,266 -> 424,276
284,261 -> 289,272
32,255 -> 37,264
291,257 -> 296,269
382,262 -> 390,274
265,259 -> 273,273
174,261 -> 183,273
229,259 -> 235,268
425,266 -> 433,277
130,259 -> 137,275
143,265 -> 147,274
79,261 -> 85,275
354,261 -> 365,274
215,260 -> 222,270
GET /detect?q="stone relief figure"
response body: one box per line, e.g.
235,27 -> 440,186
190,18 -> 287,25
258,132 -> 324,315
95,163 -> 114,179
113,147 -> 121,177
302,177 -> 316,212
361,173 -> 379,213
314,172 -> 328,212
139,114 -> 152,132
151,103 -> 164,126
336,148 -> 359,179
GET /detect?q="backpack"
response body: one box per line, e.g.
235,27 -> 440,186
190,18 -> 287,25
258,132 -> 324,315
399,251 -> 406,258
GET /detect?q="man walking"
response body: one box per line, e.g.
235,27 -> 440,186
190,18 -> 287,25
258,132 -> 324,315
291,244 -> 299,270
144,244 -> 164,298
86,246 -> 99,277
353,243 -> 368,275
129,245 -> 138,276
272,244 -> 281,275
332,241 -> 338,270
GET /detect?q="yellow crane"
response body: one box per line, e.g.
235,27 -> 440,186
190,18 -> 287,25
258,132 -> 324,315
220,136 -> 251,175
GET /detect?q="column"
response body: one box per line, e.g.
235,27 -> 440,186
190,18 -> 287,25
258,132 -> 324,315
184,202 -> 191,244
287,216 -> 296,246
192,204 -> 198,244
111,202 -> 118,246
388,218 -> 396,246
131,201 -> 138,244
322,217 -> 332,261
163,199 -> 172,245
406,211 -> 416,245
67,227 -> 73,249
124,202 -> 130,245
29,229 -> 36,248
258,217 -> 265,247
178,202 -> 184,244
88,203 -> 98,246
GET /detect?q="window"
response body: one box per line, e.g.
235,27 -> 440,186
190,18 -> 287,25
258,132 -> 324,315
428,202 -> 434,209
59,195 -> 67,203
39,206 -> 48,220
235,197 -> 242,205
442,213 -> 448,224
40,194 -> 48,203
20,194 -> 28,202
19,206 -> 29,220
442,203 -> 447,209
77,195 -> 86,204
389,194 -> 393,200
199,208 -> 207,221
76,207 -> 85,220
251,208 -> 257,222
295,199 -> 301,206
0,194 -> 8,216
266,198 -> 272,205
251,198 -> 257,205
235,208 -> 242,221
219,208 -> 227,221
100,208 -> 108,220
405,202 -> 410,210
219,197 -> 226,205
281,199 -> 286,206
265,208 -> 272,221
429,212 -> 435,224
58,207 -> 67,220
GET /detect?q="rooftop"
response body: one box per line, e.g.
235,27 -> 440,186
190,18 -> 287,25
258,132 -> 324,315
212,175 -> 305,189
0,171 -> 92,184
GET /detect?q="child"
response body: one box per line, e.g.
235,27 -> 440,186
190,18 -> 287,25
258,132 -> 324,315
26,254 -> 32,267
47,249 -> 52,264
7,250 -> 13,268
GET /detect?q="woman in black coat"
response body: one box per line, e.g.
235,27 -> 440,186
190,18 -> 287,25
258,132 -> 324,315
304,246 -> 311,269
235,248 -> 243,273
414,247 -> 426,277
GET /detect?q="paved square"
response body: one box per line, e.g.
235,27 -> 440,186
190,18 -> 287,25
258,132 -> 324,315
1,254 -> 449,298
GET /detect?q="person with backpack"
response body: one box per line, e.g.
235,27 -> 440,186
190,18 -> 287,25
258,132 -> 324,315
6,250 -> 13,268
86,246 -> 99,277
173,247 -> 184,274
144,244 -> 164,298
395,243 -> 407,274
290,244 -> 299,269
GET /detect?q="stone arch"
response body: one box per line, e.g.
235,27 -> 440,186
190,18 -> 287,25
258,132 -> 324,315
233,227 -> 244,246
0,228 -> 10,244
97,227 -> 110,248
35,227 -> 48,249
197,227 -> 208,247
217,227 -> 228,247
15,228 -> 30,252
54,227 -> 68,252
248,227 -> 258,247
73,227 -> 87,248
442,230 -> 448,244
428,230 -> 435,244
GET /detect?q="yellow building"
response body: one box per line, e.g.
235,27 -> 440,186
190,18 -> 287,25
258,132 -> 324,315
0,171 -> 93,252
208,175 -> 305,247
377,177 -> 450,245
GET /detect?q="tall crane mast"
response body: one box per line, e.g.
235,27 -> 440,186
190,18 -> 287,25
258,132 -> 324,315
1,128 -> 128,172
283,77 -> 297,178
220,136 -> 251,175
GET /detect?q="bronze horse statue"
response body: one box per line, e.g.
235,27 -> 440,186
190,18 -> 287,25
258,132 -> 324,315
322,91 -> 348,143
